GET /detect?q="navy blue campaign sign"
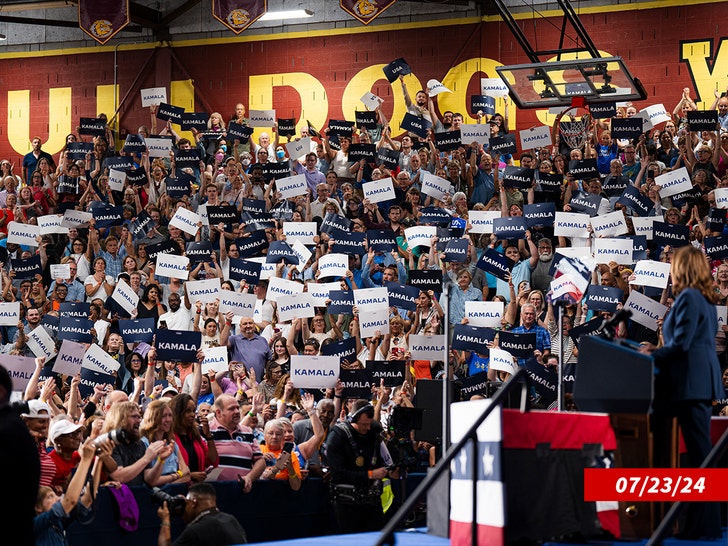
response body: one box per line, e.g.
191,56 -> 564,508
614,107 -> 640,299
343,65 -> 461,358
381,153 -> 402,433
652,221 -> 690,248
493,216 -> 527,239
489,134 -> 517,155
79,367 -> 115,399
384,281 -> 419,312
340,369 -> 372,399
585,285 -> 624,313
630,235 -> 648,262
406,269 -> 443,294
458,371 -> 490,400
400,113 -> 431,139
266,241 -> 299,264
58,316 -> 94,343
156,329 -> 201,362
568,316 -> 603,347
610,117 -> 644,140
180,112 -> 208,131
443,238 -> 469,263
524,202 -> 556,229
10,255 -> 42,279
589,102 -> 616,119
497,330 -> 536,358
434,130 -> 462,152
348,143 -> 376,162
568,158 -> 599,180
366,360 -> 406,387
355,110 -> 378,130
174,149 -> 203,171
419,207 -> 452,227
470,95 -> 495,116
321,337 -> 357,367
330,231 -> 366,256
59,302 -> 91,319
41,314 -> 59,337
476,248 -> 515,282
502,166 -> 535,190
240,212 -> 276,233
568,192 -> 601,217
242,198 -> 268,215
451,324 -> 496,353
227,121 -> 254,142
130,210 -> 155,240
146,239 -> 181,263
228,258 -> 261,284
92,204 -> 124,228
236,231 -> 269,258
119,318 -> 155,344
617,185 -> 653,217
186,241 -> 214,264
383,57 -> 412,82
536,172 -> 563,193
704,234 -> 728,259
165,174 -> 193,199
328,290 -> 355,315
525,357 -> 558,407
321,213 -> 351,236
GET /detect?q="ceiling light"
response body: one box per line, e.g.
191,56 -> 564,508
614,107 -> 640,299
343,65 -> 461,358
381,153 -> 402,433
259,9 -> 313,21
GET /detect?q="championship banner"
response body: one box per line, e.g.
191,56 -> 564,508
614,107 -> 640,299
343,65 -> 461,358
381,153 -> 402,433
78,0 -> 130,45
212,0 -> 267,34
340,0 -> 396,25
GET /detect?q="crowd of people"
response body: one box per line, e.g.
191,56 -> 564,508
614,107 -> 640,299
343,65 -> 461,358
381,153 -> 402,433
1,79 -> 728,544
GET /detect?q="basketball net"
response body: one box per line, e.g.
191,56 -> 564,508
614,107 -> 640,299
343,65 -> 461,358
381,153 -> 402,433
557,104 -> 591,152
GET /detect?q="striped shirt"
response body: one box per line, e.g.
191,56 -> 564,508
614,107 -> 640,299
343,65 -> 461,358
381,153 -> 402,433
208,417 -> 262,481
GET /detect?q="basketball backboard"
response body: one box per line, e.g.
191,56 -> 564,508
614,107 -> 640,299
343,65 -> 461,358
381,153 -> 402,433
495,56 -> 647,110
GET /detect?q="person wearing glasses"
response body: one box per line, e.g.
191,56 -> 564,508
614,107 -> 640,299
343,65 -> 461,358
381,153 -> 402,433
46,257 -> 85,302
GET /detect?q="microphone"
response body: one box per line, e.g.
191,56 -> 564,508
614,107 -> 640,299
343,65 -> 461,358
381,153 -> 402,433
600,308 -> 633,337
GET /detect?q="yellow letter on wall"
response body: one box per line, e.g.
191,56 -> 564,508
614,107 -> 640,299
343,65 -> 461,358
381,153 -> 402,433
8,87 -> 71,156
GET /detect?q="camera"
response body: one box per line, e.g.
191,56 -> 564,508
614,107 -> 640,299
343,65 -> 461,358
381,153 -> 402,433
151,487 -> 187,517
94,428 -> 132,447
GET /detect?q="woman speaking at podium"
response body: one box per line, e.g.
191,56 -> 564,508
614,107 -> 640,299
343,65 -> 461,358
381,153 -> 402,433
639,245 -> 722,540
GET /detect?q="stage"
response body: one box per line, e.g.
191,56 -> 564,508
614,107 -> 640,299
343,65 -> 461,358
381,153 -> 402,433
248,527 -> 728,545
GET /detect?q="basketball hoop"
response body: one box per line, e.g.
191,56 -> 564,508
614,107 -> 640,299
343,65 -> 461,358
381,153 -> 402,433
557,104 -> 592,152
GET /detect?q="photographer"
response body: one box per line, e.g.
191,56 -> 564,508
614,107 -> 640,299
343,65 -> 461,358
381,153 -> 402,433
156,482 -> 247,546
323,400 -> 398,534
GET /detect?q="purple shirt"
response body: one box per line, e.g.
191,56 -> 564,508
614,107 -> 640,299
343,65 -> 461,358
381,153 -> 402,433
227,333 -> 271,378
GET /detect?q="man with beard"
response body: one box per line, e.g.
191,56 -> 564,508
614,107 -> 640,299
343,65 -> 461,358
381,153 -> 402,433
157,292 -> 193,331
399,75 -> 431,123
101,400 -> 170,486
293,398 -> 336,478
528,236 -> 555,293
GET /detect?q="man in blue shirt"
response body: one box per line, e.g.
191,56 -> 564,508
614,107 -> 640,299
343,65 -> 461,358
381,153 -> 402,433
511,303 -> 550,367
469,147 -> 495,207
221,315 -> 271,379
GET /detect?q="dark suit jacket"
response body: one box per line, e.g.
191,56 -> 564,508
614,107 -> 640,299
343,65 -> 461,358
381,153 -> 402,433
652,288 -> 722,402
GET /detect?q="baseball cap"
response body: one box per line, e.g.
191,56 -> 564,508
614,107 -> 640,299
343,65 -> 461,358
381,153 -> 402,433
161,385 -> 178,397
21,399 -> 51,419
49,419 -> 83,445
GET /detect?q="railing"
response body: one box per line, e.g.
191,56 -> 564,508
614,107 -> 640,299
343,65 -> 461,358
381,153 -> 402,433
374,367 -> 531,546
646,425 -> 728,546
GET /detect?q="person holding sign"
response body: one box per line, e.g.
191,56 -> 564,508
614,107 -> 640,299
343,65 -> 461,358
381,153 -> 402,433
638,245 -> 722,540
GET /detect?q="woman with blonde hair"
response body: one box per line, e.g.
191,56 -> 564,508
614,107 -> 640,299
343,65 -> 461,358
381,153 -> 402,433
639,245 -> 722,539
139,399 -> 194,487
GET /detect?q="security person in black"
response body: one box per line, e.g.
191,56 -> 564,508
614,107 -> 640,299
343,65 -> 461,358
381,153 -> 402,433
323,400 -> 397,534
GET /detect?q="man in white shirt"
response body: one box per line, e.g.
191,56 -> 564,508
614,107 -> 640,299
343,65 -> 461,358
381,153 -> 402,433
157,292 -> 193,331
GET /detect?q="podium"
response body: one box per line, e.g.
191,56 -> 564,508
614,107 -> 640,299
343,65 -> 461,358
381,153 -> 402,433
574,335 -> 677,538
573,335 -> 654,414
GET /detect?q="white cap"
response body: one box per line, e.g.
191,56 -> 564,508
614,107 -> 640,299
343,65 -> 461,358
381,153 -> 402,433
21,399 -> 51,419
49,419 -> 83,445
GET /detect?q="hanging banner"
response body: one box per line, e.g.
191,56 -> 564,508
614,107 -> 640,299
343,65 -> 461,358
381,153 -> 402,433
212,0 -> 267,34
78,0 -> 130,45
341,0 -> 397,25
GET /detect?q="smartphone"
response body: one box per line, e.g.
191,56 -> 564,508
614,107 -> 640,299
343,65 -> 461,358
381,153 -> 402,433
283,441 -> 294,453
648,169 -> 655,179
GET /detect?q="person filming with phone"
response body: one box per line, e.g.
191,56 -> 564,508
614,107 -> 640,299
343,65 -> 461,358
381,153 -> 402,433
259,419 -> 302,490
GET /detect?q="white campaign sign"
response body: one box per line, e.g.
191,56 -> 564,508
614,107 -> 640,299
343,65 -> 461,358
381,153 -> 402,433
519,126 -> 552,150
408,334 -> 446,360
481,78 -> 509,97
593,238 -> 634,265
26,325 -> 56,360
317,253 -> 349,279
276,174 -> 308,199
186,278 -> 221,305
464,301 -> 504,328
420,172 -> 451,201
283,222 -> 317,246
630,260 -> 671,289
141,87 -> 167,107
290,239 -> 312,268
219,291 -> 257,316
50,264 -> 71,281
277,292 -> 316,323
155,254 -> 190,280
0,302 -> 19,326
7,221 -> 39,247
38,215 -> 68,235
488,347 -> 516,374
362,177 -> 396,203
52,339 -> 86,377
624,290 -> 667,331
169,207 -> 202,236
631,216 -> 655,240
0,354 -> 37,393
201,346 -> 229,374
459,124 -> 490,147
554,212 -> 591,238
61,209 -> 92,228
360,92 -> 384,110
655,167 -> 692,198
266,276 -> 304,302
145,137 -> 173,158
108,168 -> 126,192
285,138 -> 311,161
306,281 -> 341,307
714,188 -> 728,209
357,307 -> 390,338
717,305 -> 727,332
248,109 -> 276,127
405,225 -> 438,249
290,355 -> 339,389
589,210 -> 628,237
427,79 -> 452,97
82,343 -> 121,375
468,210 -> 501,234
354,287 -> 389,312
640,104 -> 671,126
111,278 -> 140,315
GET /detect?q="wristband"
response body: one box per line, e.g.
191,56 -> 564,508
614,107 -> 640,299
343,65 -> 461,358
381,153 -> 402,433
196,310 -> 202,314
334,394 -> 342,398
368,470 -> 373,479
176,470 -> 183,478
237,389 -> 244,395
247,410 -> 255,417
161,522 -> 171,528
